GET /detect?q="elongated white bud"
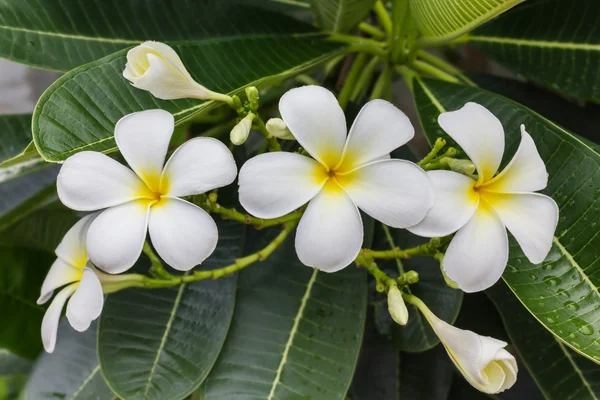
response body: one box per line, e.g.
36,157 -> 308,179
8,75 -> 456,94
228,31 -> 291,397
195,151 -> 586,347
231,113 -> 255,145
387,285 -> 408,325
266,118 -> 295,140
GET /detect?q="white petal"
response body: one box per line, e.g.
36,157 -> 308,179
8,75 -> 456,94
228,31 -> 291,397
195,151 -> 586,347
408,170 -> 479,237
38,258 -> 83,305
54,213 -> 98,268
66,268 -> 104,332
161,137 -> 237,197
238,152 -> 326,219
41,284 -> 77,353
57,151 -> 152,211
339,160 -> 434,228
443,200 -> 508,292
438,102 -> 505,184
279,85 -> 347,168
483,192 -> 558,264
482,125 -> 548,193
149,197 -> 218,271
86,200 -> 151,274
295,181 -> 363,272
114,109 -> 174,192
336,100 -> 414,172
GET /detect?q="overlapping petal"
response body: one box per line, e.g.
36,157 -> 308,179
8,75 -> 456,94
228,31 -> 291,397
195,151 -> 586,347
41,284 -> 77,353
161,137 -> 237,197
37,258 -> 82,305
66,268 -> 104,332
408,171 -> 479,237
57,152 -> 152,211
438,102 -> 505,184
114,109 -> 174,192
295,181 -> 363,272
279,86 -> 347,168
339,160 -> 433,228
482,125 -> 548,193
54,213 -> 97,268
149,198 -> 218,271
87,200 -> 152,274
239,152 -> 327,219
443,200 -> 508,293
483,192 -> 558,264
336,100 -> 414,172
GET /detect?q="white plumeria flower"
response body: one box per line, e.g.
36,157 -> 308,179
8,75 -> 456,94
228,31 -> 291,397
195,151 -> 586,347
123,41 -> 230,103
38,214 -> 104,353
238,85 -> 434,272
57,109 -> 237,273
409,102 -> 559,292
420,302 -> 518,394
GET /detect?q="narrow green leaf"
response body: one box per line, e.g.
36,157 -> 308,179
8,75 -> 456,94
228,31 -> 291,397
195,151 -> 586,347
26,320 -> 114,400
199,233 -> 367,399
409,0 -> 523,44
488,281 -> 600,400
97,220 -> 243,400
470,0 -> 600,103
309,0 -> 376,33
413,77 -> 600,364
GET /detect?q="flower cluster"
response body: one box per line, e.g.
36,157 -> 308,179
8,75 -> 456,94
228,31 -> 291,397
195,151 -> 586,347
36,41 -> 560,395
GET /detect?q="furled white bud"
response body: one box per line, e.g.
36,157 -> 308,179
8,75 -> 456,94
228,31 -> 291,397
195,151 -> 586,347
266,118 -> 295,140
231,113 -> 255,145
387,285 -> 408,325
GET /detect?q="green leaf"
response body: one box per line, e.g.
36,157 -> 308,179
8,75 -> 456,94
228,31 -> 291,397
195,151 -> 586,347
199,233 -> 367,399
0,204 -> 77,359
97,220 -> 243,400
409,0 -> 523,45
26,320 -> 114,400
413,77 -> 600,364
0,349 -> 32,377
309,0 -> 376,33
31,8 -> 343,163
0,114 -> 45,184
469,0 -> 600,102
488,281 -> 600,400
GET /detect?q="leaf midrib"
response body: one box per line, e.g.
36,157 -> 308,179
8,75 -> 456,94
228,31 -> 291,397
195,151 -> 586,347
68,364 -> 101,400
556,339 -> 599,400
468,35 -> 600,50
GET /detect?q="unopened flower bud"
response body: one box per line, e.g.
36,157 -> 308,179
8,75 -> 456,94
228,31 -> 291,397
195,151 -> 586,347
442,158 -> 476,176
387,285 -> 409,325
230,113 -> 255,145
266,118 -> 295,140
245,86 -> 259,105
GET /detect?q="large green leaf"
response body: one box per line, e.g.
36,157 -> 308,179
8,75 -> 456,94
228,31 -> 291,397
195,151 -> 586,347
0,349 -> 32,377
0,204 -> 77,359
26,320 -> 114,400
97,220 -> 243,400
414,77 -> 600,364
30,3 -> 344,163
199,233 -> 367,399
488,281 -> 600,400
309,0 -> 376,33
469,0 -> 600,103
409,0 -> 523,45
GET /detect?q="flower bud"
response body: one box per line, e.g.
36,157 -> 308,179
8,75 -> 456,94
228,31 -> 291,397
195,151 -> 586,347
442,157 -> 476,176
266,118 -> 295,140
230,113 -> 255,145
387,285 -> 408,325
123,41 -> 230,103
245,86 -> 259,104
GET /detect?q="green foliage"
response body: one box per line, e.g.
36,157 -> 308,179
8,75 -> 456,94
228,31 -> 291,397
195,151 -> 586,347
26,320 -> 113,400
199,234 -> 367,399
97,220 -> 243,400
409,0 -> 523,44
309,0 -> 376,33
471,0 -> 600,103
414,77 -> 600,365
0,349 -> 32,376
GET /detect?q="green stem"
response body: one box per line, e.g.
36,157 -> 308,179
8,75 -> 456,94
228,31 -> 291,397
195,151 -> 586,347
417,138 -> 446,166
205,202 -> 303,229
358,22 -> 386,39
410,60 -> 460,83
390,0 -> 410,63
254,115 -> 282,151
338,53 -> 368,109
143,242 -> 172,279
328,33 -> 387,49
370,63 -> 392,100
381,224 -> 404,275
368,240 -> 441,259
351,56 -> 381,101
416,50 -> 476,86
402,292 -> 431,316
295,74 -> 319,86
394,65 -> 417,92
374,0 -> 393,38
355,252 -> 394,290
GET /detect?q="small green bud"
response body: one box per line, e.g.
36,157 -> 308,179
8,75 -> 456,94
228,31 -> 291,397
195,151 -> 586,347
442,158 -> 476,176
245,86 -> 259,103
230,113 -> 255,145
387,285 -> 409,325
208,192 -> 218,203
266,118 -> 295,140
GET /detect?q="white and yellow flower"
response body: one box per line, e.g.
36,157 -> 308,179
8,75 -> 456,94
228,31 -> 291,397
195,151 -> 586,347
238,85 -> 434,272
38,214 -> 104,353
409,102 -> 559,292
419,299 -> 518,394
123,41 -> 230,103
57,109 -> 237,273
